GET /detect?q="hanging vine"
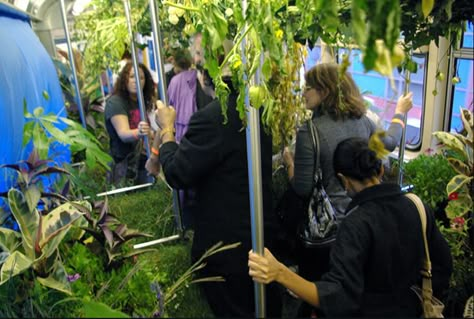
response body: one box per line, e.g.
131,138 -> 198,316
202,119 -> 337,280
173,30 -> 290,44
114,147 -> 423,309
74,0 -> 473,149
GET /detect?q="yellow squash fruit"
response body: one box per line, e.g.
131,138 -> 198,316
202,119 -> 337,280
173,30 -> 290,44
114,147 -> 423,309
249,85 -> 266,108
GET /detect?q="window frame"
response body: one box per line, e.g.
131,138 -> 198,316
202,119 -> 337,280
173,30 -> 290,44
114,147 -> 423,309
444,44 -> 474,132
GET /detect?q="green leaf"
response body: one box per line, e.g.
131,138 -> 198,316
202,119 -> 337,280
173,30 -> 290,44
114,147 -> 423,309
0,251 -> 33,285
447,158 -> 471,176
33,107 -> 44,118
24,185 -> 41,213
36,261 -> 72,295
39,202 -> 84,258
41,121 -> 69,144
351,0 -> 368,48
8,189 -> 38,259
22,121 -> 35,146
42,90 -> 50,101
0,228 -> 21,253
433,132 -> 467,158
445,194 -> 472,218
82,301 -> 130,318
446,174 -> 473,195
32,124 -> 49,160
421,0 -> 434,18
261,56 -> 272,79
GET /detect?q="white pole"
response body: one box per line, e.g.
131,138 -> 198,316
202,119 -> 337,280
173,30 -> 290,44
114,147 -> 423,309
241,0 -> 266,316
133,234 -> 180,249
397,68 -> 411,185
148,0 -> 183,235
148,0 -> 169,106
123,0 -> 151,157
59,0 -> 87,129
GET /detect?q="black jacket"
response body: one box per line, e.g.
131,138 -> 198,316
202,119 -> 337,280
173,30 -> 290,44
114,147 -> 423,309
316,183 -> 453,317
159,86 -> 280,274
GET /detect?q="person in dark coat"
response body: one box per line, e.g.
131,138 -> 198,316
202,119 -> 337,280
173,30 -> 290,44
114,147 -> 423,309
249,136 -> 453,317
146,77 -> 282,317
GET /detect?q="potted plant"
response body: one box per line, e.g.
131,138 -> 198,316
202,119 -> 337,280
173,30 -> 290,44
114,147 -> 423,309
403,152 -> 457,220
433,108 -> 474,317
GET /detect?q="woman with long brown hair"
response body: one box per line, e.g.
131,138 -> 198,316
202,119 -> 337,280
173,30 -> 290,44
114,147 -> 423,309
105,61 -> 155,187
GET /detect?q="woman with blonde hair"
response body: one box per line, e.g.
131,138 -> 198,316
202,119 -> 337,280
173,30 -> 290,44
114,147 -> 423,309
281,62 -> 413,316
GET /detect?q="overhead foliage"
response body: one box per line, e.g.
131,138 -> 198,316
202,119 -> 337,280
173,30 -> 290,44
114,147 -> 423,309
74,0 -> 473,148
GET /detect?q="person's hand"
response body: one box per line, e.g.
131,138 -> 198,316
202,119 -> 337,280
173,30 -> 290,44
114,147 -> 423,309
155,100 -> 176,129
248,248 -> 282,284
137,121 -> 151,137
283,147 -> 294,168
395,91 -> 413,115
145,156 -> 160,177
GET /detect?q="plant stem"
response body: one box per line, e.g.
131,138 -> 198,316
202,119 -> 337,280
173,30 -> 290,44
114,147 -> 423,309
162,1 -> 200,12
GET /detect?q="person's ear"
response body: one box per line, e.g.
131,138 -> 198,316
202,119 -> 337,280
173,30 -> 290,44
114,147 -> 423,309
321,88 -> 330,100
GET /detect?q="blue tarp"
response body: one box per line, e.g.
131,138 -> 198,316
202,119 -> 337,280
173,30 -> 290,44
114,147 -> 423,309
0,3 -> 69,197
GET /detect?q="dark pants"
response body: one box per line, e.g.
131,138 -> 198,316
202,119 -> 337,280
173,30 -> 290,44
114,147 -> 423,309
199,267 -> 283,318
108,153 -> 153,187
295,243 -> 332,317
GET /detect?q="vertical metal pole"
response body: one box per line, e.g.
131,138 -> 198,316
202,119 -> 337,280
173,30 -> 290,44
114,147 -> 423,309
149,0 -> 183,234
241,0 -> 266,317
123,0 -> 150,157
149,0 -> 169,106
397,69 -> 411,185
59,0 -> 87,129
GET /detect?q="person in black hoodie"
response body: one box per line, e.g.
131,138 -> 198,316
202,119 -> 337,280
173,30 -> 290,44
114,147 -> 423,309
249,136 -> 453,317
145,76 -> 282,317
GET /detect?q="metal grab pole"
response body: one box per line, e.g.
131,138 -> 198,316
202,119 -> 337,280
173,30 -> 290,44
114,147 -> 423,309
123,0 -> 151,157
149,0 -> 169,106
59,0 -> 87,129
241,0 -> 266,316
397,68 -> 411,186
149,0 -> 184,235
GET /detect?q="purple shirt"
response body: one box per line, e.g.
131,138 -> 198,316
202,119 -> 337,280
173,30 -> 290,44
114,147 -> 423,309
167,69 -> 198,142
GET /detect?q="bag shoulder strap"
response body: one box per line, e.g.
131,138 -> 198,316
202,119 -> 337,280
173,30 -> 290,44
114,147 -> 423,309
307,120 -> 321,180
405,193 -> 432,274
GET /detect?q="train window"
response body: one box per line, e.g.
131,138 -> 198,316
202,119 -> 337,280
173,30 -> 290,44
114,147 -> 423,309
447,22 -> 474,133
461,22 -> 473,49
448,58 -> 474,133
339,48 -> 426,148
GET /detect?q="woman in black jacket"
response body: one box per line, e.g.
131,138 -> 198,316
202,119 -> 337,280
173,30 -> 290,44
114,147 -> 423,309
249,136 -> 453,317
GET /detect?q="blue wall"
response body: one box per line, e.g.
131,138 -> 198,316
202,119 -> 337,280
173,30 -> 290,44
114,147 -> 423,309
0,3 -> 69,197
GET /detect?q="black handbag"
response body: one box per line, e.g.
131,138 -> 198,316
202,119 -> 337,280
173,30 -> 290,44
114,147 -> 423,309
298,120 -> 338,249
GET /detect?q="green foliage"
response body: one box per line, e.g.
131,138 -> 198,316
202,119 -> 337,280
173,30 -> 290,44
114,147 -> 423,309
108,181 -> 175,238
0,187 -> 85,294
23,104 -> 112,171
404,153 -> 457,209
433,109 -> 473,218
62,242 -> 155,317
444,252 -> 474,317
81,300 -> 130,318
0,275 -> 80,318
73,0 -> 144,80
75,198 -> 156,268
52,55 -> 109,158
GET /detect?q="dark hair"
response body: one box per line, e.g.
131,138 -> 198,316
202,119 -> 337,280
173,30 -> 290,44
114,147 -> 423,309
333,137 -> 383,181
113,62 -> 154,112
305,63 -> 366,120
171,47 -> 192,70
